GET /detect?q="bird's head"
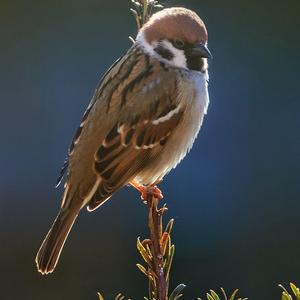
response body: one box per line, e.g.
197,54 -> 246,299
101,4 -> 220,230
136,7 -> 212,73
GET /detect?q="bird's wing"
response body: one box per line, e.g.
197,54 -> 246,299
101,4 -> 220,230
55,53 -> 126,187
88,91 -> 184,211
85,53 -> 186,211
59,47 -> 186,212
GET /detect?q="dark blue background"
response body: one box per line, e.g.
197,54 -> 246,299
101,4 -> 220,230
0,0 -> 299,299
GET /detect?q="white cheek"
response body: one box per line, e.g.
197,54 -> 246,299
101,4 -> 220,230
161,40 -> 187,69
136,32 -> 188,70
136,31 -> 156,56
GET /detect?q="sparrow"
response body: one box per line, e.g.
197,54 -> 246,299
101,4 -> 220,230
36,6 -> 212,275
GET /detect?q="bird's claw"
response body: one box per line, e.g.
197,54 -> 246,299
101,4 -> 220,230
130,181 -> 164,201
140,185 -> 164,201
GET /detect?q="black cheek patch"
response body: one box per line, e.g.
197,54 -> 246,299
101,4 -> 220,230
154,45 -> 174,61
186,55 -> 205,72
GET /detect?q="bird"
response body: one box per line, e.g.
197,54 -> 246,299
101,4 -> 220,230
35,6 -> 212,275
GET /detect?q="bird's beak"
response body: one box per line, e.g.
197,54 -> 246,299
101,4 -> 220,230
193,43 -> 213,59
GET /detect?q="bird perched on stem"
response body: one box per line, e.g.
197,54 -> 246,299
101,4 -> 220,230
36,6 -> 212,275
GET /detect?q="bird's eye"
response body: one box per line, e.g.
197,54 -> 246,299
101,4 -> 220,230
173,40 -> 185,50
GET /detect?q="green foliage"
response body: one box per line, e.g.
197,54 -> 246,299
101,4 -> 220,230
168,284 -> 186,300
97,292 -> 131,300
279,283 -> 300,300
197,288 -> 247,300
130,0 -> 163,30
97,285 -> 300,300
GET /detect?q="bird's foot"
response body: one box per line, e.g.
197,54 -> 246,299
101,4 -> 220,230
143,185 -> 164,201
130,181 -> 164,201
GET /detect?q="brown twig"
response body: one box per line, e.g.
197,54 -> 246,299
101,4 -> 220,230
136,188 -> 177,300
146,193 -> 168,300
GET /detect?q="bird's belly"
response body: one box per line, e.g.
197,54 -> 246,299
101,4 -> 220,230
136,71 -> 209,185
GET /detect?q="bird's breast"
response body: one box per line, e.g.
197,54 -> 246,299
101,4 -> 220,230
171,70 -> 209,162
136,70 -> 209,185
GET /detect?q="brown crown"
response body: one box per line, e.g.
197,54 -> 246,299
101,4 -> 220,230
141,7 -> 208,45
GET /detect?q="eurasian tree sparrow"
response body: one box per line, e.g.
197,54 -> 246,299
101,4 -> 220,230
36,7 -> 212,274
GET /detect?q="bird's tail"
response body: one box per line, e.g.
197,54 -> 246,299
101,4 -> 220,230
35,207 -> 78,275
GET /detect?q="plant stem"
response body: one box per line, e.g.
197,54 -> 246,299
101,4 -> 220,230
146,193 -> 168,300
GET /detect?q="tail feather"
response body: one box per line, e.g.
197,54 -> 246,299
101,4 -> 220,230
35,209 -> 78,275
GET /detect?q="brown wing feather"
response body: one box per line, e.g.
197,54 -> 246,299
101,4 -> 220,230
37,46 -> 185,274
62,45 -> 183,212
55,48 -> 139,187
87,102 -> 184,211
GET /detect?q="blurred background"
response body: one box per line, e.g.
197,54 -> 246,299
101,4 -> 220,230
0,0 -> 299,299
